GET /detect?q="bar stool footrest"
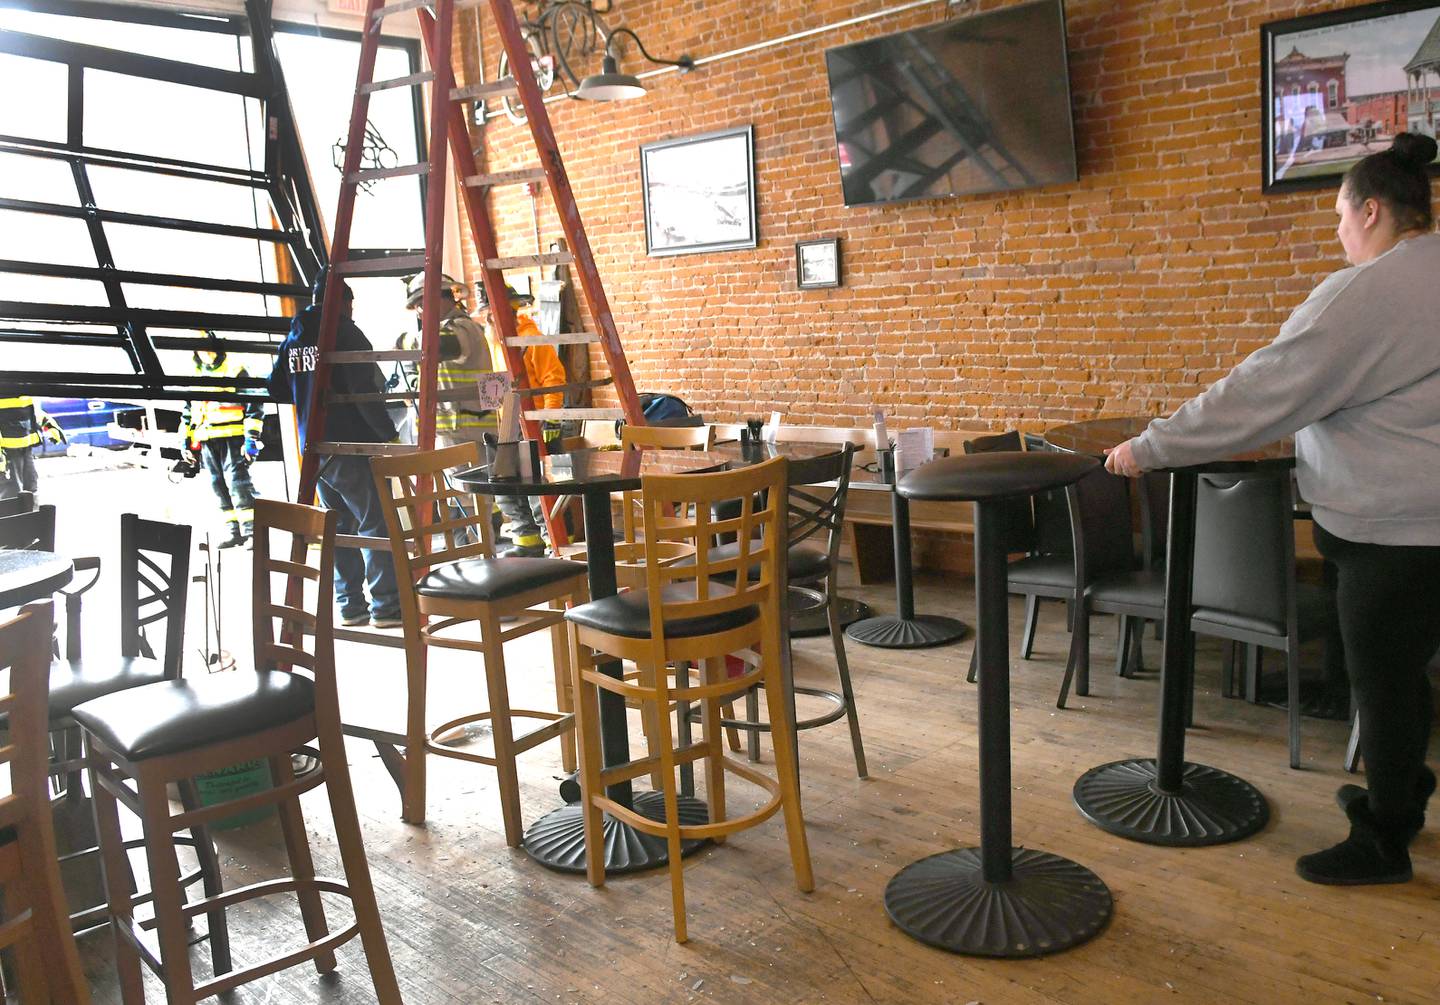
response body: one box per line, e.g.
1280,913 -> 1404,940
845,615 -> 968,649
787,589 -> 871,638
1072,758 -> 1269,846
884,846 -> 1112,958
522,790 -> 709,874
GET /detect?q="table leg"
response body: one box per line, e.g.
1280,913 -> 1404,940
885,499 -> 1111,957
1072,471 -> 1270,845
846,492 -> 969,649
523,489 -> 709,874
788,588 -> 870,637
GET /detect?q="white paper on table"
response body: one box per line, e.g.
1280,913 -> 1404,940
473,371 -> 512,413
872,408 -> 890,451
895,427 -> 935,473
497,390 -> 522,443
764,410 -> 782,443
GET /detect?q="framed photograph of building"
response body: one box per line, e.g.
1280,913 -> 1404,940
640,125 -> 757,257
795,238 -> 841,289
1262,0 -> 1440,193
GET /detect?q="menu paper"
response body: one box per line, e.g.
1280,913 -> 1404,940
474,371 -> 511,413
895,428 -> 935,473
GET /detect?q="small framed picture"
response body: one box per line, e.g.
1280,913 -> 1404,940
796,237 -> 841,289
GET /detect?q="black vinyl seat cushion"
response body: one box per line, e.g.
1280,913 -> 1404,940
1192,582 -> 1332,641
417,556 -> 585,603
49,655 -> 169,719
685,541 -> 829,584
1005,554 -> 1075,591
70,671 -> 315,761
1087,568 -> 1166,611
567,584 -> 760,640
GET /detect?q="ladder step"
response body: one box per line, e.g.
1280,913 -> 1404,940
324,349 -> 422,363
371,0 -> 432,23
334,254 -> 427,276
524,408 -> 626,421
506,332 -> 600,348
514,377 -> 613,397
360,71 -> 435,94
486,251 -> 573,270
329,388 -> 483,404
465,167 -> 546,188
348,163 -> 430,184
452,80 -> 519,102
311,442 -> 420,457
335,534 -> 394,553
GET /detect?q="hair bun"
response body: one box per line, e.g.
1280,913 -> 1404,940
1390,132 -> 1439,169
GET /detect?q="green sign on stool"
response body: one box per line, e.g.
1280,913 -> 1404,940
195,759 -> 273,830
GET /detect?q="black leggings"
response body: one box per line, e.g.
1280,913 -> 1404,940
1314,523 -> 1440,831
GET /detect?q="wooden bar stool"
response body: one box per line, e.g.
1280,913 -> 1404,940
566,457 -> 813,943
72,500 -> 401,1003
0,602 -> 91,1004
371,441 -> 588,834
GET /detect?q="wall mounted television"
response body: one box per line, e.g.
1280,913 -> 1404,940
824,0 -> 1078,207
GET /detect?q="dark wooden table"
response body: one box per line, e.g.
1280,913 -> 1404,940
454,447 -> 726,874
1044,417 -> 1294,846
0,548 -> 74,609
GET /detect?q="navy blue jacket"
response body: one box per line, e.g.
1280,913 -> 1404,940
268,305 -> 398,449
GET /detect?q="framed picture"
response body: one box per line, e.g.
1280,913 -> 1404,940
640,125 -> 757,257
795,238 -> 841,289
1261,0 -> 1440,193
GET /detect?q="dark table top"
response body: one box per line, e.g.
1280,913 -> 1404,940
0,548 -> 74,609
453,447 -> 729,495
1043,417 -> 1295,473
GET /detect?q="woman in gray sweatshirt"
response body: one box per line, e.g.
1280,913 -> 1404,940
1106,133 -> 1440,886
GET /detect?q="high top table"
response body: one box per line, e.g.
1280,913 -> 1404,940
1044,418 -> 1293,846
455,447 -> 727,874
883,450 -> 1112,957
0,548 -> 74,609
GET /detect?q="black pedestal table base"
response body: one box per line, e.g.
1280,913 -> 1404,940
1072,759 -> 1269,846
788,588 -> 870,637
884,847 -> 1112,958
846,614 -> 968,649
522,791 -> 709,874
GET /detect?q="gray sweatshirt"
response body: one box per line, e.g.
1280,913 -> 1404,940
1130,232 -> 1440,546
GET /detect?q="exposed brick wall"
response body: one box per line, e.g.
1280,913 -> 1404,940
453,0 -> 1435,428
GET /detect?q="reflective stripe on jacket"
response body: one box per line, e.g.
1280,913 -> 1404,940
186,357 -> 264,441
0,396 -> 39,449
436,309 -> 497,438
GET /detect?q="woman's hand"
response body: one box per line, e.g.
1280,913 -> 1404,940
1104,439 -> 1144,477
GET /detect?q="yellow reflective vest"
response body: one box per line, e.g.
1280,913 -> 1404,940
0,395 -> 39,450
184,356 -> 264,442
436,307 -> 497,440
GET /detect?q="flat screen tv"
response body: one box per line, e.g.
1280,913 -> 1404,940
824,0 -> 1078,207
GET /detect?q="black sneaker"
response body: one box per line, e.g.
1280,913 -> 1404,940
1335,765 -> 1436,841
499,543 -> 547,559
216,530 -> 246,549
1296,801 -> 1412,886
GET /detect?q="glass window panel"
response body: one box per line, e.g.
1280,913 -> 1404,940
0,211 -> 97,267
0,273 -> 109,307
88,165 -> 267,229
0,10 -> 244,71
0,53 -> 68,142
0,152 -> 79,205
104,223 -> 267,279
4,343 -> 132,376
84,71 -> 255,169
122,285 -> 270,320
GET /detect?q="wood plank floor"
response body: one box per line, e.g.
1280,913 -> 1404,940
76,570 -> 1440,1004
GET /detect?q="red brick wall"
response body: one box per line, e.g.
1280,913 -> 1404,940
454,0 -> 1434,428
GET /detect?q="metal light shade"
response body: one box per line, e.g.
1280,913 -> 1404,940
576,55 -> 646,101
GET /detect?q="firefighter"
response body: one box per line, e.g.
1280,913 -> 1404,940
401,273 -> 498,446
476,281 -> 566,556
181,332 -> 263,548
0,394 -> 61,500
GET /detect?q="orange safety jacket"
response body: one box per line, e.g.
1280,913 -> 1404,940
518,313 -> 566,412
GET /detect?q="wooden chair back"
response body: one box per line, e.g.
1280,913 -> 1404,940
0,504 -> 55,551
371,441 -> 496,588
252,499 -> 337,692
120,513 -> 192,678
0,602 -> 91,1002
621,423 -> 714,451
639,457 -> 786,656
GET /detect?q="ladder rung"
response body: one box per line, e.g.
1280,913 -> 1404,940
486,251 -> 573,270
523,408 -> 626,421
465,167 -> 546,188
513,377 -> 613,397
329,388 -> 483,404
334,254 -> 427,276
325,349 -> 422,363
311,442 -> 420,457
451,80 -> 520,102
335,534 -> 394,552
360,71 -> 435,94
507,332 -> 600,348
348,163 -> 429,184
371,0 -> 431,22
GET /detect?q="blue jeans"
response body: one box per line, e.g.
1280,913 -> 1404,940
316,455 -> 400,620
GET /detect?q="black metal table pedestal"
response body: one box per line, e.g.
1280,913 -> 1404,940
884,459 -> 1111,957
788,589 -> 870,638
847,489 -> 967,650
1071,470 -> 1269,845
520,485 -> 709,873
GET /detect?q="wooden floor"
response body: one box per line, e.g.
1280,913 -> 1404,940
75,570 -> 1440,1005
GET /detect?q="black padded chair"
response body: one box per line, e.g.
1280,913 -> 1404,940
707,445 -> 867,778
0,505 -> 102,659
0,490 -> 36,518
1190,471 -> 1332,769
